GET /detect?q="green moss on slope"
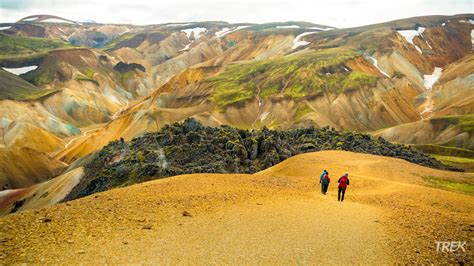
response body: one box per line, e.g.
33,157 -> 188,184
0,33 -> 74,66
0,68 -> 59,100
208,48 -> 378,109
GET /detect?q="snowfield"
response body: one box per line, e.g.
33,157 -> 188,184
369,56 -> 390,78
292,31 -> 318,49
276,25 -> 300,29
215,26 -> 250,38
0,26 -> 11,30
423,67 -> 443,90
182,27 -> 207,40
165,23 -> 191,27
397,27 -> 426,54
2,66 -> 38,75
180,27 -> 207,51
308,26 -> 334,31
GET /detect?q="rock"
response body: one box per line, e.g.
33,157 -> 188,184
73,118 -> 451,201
182,211 -> 193,217
113,62 -> 146,73
142,224 -> 153,230
41,217 -> 52,223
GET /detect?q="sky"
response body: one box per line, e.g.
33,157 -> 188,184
0,0 -> 472,28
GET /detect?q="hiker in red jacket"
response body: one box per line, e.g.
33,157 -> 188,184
321,172 -> 330,195
338,173 -> 350,202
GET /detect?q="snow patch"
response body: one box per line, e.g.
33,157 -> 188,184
420,67 -> 442,119
423,67 -> 442,90
179,43 -> 192,51
369,56 -> 390,78
0,26 -> 11,30
308,26 -> 334,31
292,31 -> 318,49
215,26 -> 250,38
180,27 -> 206,51
397,27 -> 425,54
458,19 -> 474,24
276,25 -> 300,29
426,41 -> 432,49
2,66 -> 38,75
166,23 -> 191,27
442,22 -> 446,26
215,27 -> 230,37
181,27 -> 206,40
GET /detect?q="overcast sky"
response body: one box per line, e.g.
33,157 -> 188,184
0,0 -> 472,28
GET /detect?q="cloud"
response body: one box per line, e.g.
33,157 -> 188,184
0,0 -> 471,27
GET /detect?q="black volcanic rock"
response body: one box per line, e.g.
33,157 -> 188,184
113,62 -> 146,73
65,118 -> 457,201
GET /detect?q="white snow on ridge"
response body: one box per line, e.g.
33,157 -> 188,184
397,27 -> 426,54
308,26 -> 334,31
423,67 -> 442,90
0,26 -> 11,30
292,31 -> 318,49
215,26 -> 250,38
179,43 -> 192,51
181,27 -> 207,40
166,23 -> 191,27
276,25 -> 300,29
2,66 -> 38,75
180,27 -> 207,51
369,56 -> 390,78
458,19 -> 474,25
215,27 -> 230,37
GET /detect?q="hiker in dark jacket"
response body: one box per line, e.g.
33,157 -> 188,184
319,170 -> 327,193
321,172 -> 330,195
338,173 -> 350,202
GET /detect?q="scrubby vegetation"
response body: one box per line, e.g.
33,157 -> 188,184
0,69 -> 59,100
434,114 -> 474,132
66,118 -> 455,201
209,48 -> 378,109
412,144 -> 474,172
0,33 -> 73,66
423,176 -> 474,195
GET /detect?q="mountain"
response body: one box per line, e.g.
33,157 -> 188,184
0,13 -> 473,194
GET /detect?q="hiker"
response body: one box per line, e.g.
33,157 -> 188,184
319,170 -> 327,193
338,173 -> 350,202
321,172 -> 330,195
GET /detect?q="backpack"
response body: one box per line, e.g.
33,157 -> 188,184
322,175 -> 330,185
339,177 -> 348,189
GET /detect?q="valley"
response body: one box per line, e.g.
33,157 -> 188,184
0,10 -> 473,264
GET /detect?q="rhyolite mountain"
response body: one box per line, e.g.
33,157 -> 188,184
0,14 -> 473,211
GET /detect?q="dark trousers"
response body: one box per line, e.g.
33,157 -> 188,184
338,188 -> 346,201
322,183 -> 329,194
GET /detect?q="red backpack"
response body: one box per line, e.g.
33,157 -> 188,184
338,176 -> 349,189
